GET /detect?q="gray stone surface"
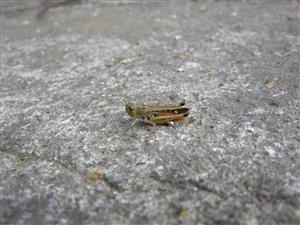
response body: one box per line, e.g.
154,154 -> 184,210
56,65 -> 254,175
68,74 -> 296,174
1,1 -> 300,224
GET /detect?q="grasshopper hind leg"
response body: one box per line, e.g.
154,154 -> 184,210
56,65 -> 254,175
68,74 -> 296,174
143,119 -> 156,126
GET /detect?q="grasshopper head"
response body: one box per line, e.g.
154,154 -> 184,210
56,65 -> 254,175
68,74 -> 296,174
125,103 -> 136,118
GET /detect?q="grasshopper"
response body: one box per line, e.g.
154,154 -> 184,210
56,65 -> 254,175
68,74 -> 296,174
113,74 -> 190,133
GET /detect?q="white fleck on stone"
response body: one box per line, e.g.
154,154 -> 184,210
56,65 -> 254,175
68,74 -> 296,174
265,146 -> 276,157
230,12 -> 238,17
175,35 -> 182,40
184,61 -> 199,69
200,6 -> 207,11
212,148 -> 225,154
246,217 -> 259,225
171,14 -> 177,19
53,21 -> 60,26
176,67 -> 185,72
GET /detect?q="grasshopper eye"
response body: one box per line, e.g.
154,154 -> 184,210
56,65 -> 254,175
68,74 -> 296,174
125,104 -> 135,118
125,104 -> 132,112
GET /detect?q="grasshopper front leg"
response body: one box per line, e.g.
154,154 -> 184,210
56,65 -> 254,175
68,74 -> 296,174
143,119 -> 157,143
123,119 -> 139,135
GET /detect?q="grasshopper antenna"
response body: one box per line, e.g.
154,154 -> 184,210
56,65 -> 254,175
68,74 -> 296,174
113,73 -> 128,104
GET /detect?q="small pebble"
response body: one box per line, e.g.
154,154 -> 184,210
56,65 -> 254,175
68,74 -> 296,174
87,168 -> 103,181
176,67 -> 185,72
120,59 -> 131,64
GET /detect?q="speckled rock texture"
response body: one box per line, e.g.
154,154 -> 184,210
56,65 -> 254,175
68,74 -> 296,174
1,1 -> 299,224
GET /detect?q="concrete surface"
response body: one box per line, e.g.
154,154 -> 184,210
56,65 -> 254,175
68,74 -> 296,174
1,0 -> 300,224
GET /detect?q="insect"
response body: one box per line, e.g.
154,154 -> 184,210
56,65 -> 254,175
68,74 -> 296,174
114,74 -> 190,134
124,101 -> 189,131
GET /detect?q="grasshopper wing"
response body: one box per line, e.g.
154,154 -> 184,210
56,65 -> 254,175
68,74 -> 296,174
151,111 -> 189,125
